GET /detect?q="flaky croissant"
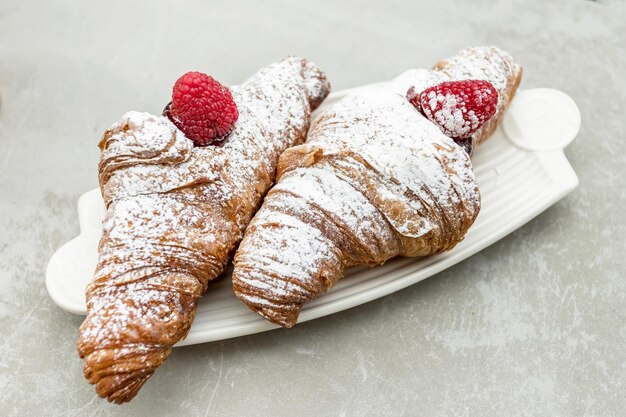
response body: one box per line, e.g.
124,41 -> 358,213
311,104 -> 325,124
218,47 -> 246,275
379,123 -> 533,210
77,57 -> 329,403
232,46 -> 522,328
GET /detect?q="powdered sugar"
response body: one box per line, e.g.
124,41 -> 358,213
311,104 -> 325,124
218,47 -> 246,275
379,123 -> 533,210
233,46 -> 522,327
432,46 -> 522,144
394,46 -> 521,145
78,57 -> 330,402
303,86 -> 479,239
427,91 -> 473,137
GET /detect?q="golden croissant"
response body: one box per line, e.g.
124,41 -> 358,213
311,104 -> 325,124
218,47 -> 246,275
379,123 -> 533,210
232,46 -> 522,328
77,57 -> 330,403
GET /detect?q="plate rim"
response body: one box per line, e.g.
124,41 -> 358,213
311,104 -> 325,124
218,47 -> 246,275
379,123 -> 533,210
45,86 -> 580,346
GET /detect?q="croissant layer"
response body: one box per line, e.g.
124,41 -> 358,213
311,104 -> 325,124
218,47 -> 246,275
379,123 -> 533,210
77,57 -> 330,403
233,46 -> 522,328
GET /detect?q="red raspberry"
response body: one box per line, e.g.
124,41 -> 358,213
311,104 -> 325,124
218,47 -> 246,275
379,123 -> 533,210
166,71 -> 238,146
407,80 -> 498,140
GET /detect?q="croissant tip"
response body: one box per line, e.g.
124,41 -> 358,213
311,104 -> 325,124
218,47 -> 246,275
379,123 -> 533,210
256,306 -> 299,329
233,269 -> 310,328
94,371 -> 153,404
80,344 -> 170,405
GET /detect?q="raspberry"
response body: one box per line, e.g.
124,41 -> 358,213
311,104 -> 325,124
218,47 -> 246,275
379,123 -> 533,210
165,71 -> 238,146
407,80 -> 498,140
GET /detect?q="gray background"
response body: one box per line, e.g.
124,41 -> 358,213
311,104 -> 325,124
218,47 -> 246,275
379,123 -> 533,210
0,0 -> 624,416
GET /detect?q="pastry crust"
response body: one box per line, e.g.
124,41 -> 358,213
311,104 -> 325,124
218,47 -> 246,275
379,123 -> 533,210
433,46 -> 523,145
232,46 -> 522,328
77,57 -> 330,403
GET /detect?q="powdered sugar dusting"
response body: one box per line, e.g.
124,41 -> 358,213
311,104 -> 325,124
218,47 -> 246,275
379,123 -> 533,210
393,46 -> 521,145
78,57 -> 330,402
233,46 -> 522,328
304,86 -> 479,240
426,91 -> 474,137
432,46 -> 522,144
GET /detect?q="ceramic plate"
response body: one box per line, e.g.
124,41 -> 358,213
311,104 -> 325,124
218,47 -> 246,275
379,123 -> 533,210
46,77 -> 580,346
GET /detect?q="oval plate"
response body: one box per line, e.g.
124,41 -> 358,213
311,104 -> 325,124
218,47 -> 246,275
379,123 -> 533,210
46,81 -> 580,346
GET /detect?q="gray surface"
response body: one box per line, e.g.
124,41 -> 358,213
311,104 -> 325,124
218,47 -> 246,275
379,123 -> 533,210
0,0 -> 624,415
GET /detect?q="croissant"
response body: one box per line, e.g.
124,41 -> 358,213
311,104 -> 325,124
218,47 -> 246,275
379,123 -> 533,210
232,46 -> 522,328
77,57 -> 330,403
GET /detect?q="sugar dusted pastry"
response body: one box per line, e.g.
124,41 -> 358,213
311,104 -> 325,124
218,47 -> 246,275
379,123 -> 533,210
232,46 -> 522,328
77,57 -> 330,403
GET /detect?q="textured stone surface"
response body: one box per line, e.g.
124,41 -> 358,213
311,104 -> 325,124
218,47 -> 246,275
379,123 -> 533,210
0,0 -> 624,415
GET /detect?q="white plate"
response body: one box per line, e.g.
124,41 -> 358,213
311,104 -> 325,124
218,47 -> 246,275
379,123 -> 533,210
46,80 -> 580,347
